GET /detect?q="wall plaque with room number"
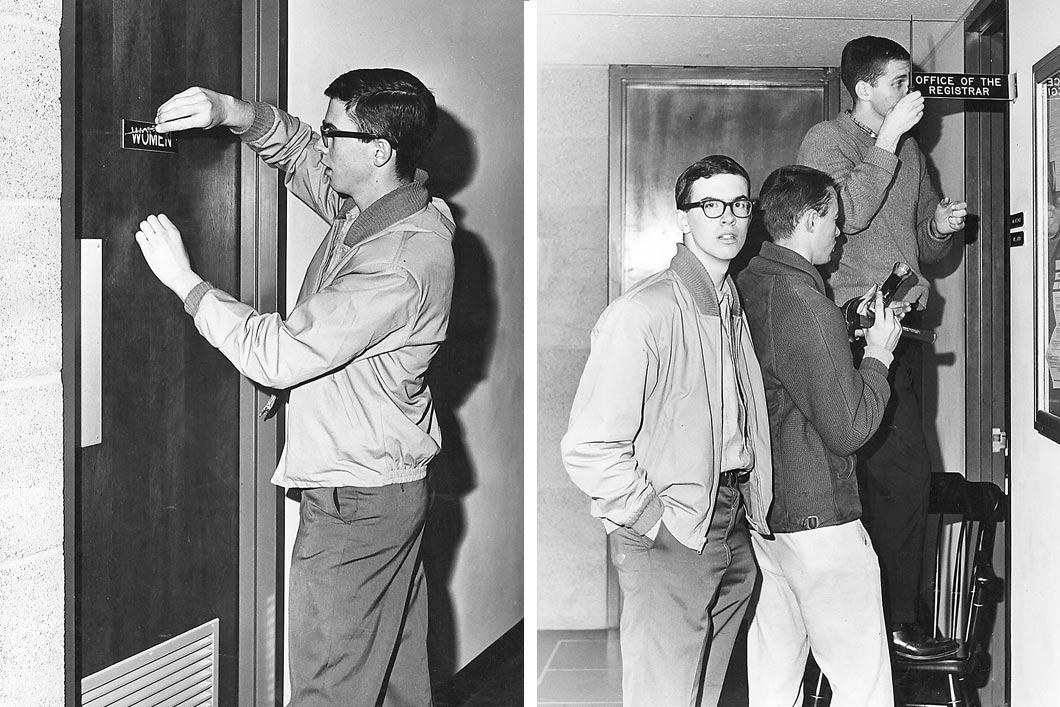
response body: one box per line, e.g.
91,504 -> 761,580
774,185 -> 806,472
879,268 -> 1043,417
121,119 -> 176,153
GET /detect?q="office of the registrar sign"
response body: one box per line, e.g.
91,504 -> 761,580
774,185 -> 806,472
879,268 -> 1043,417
912,71 -> 1016,99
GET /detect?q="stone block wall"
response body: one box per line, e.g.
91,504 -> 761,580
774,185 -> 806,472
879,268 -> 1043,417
0,1 -> 66,703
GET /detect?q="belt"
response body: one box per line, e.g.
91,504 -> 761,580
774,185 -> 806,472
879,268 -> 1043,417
719,470 -> 750,487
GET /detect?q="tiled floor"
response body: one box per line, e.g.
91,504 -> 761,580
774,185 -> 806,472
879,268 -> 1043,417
537,628 -> 962,706
536,628 -> 750,707
537,629 -> 623,706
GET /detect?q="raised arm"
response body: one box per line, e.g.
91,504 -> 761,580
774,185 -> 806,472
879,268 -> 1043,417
154,86 -> 255,134
154,87 -> 344,222
797,124 -> 898,235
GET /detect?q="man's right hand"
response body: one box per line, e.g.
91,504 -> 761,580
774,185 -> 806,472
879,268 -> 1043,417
864,290 -> 902,352
876,90 -> 924,153
154,86 -> 254,134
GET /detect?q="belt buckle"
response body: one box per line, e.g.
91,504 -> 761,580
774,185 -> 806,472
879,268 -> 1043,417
721,470 -> 748,487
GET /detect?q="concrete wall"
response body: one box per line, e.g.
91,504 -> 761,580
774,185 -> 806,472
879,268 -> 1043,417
537,3 -> 969,629
0,1 -> 66,704
284,0 -> 524,688
1007,2 -> 1060,702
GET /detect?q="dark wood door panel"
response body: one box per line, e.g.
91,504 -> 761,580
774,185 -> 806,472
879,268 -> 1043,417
609,67 -> 840,296
76,1 -> 243,701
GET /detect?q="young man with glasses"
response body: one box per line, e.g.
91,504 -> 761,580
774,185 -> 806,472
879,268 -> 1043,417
562,155 -> 773,707
739,165 -> 902,707
797,36 -> 966,662
134,68 -> 453,706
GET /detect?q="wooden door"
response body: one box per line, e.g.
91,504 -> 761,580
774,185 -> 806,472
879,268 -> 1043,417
73,1 -> 277,702
608,66 -> 841,302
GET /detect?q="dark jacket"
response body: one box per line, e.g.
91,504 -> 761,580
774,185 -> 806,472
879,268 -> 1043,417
738,241 -> 891,533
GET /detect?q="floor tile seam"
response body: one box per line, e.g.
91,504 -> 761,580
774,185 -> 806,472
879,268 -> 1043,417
537,638 -> 566,686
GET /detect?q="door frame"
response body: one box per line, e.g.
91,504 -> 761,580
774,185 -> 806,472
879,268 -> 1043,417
963,0 -> 1010,703
61,1 -> 286,703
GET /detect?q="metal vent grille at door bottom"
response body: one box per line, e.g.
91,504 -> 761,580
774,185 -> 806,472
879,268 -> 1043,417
81,619 -> 219,707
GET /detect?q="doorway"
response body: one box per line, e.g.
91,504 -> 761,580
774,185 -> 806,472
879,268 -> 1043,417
65,0 -> 284,703
606,64 -> 841,622
963,1 -> 1010,703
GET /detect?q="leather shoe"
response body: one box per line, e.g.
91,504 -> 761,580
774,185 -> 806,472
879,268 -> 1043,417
891,623 -> 960,660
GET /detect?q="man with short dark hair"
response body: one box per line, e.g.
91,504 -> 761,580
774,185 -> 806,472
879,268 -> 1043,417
135,68 -> 454,705
797,35 -> 966,660
562,155 -> 773,707
739,165 -> 901,707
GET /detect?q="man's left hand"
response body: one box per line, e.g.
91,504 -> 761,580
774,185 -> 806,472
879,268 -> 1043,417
134,214 -> 202,300
933,197 -> 968,236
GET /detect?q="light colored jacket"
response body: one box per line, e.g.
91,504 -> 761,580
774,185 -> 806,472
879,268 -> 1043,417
188,103 -> 455,488
561,244 -> 773,551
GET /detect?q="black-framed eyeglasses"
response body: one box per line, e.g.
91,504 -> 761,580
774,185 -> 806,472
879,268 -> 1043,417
678,197 -> 755,219
319,124 -> 390,148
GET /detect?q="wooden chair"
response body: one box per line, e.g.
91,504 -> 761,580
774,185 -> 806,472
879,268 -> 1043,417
892,472 -> 1007,707
803,472 -> 1006,707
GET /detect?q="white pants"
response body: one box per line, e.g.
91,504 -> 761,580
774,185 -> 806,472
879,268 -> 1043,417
747,521 -> 893,707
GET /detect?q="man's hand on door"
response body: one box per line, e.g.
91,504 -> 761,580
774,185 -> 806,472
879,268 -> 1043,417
134,214 -> 203,301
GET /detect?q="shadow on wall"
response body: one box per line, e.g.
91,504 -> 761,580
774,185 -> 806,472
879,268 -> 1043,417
418,108 -> 499,686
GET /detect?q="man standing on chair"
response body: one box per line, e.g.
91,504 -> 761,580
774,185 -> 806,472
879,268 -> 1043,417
562,155 -> 773,707
797,35 -> 966,660
740,165 -> 901,707
135,69 -> 453,706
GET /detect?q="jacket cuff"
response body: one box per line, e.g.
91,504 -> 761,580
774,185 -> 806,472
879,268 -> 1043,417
231,102 -> 276,142
628,493 -> 664,536
183,280 -> 214,317
863,345 -> 894,368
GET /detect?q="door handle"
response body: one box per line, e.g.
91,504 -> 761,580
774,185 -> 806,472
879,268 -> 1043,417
81,239 -> 102,447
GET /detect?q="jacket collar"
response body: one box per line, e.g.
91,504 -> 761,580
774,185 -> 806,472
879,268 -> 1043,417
341,181 -> 430,247
758,240 -> 827,292
670,243 -> 740,317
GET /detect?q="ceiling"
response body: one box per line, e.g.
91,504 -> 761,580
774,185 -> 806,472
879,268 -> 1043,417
538,0 -> 977,22
537,0 -> 982,68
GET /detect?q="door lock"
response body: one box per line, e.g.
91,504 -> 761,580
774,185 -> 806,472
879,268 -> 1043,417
991,427 -> 1009,456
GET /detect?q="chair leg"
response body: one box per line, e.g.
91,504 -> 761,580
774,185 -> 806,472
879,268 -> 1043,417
808,667 -> 829,707
946,674 -> 965,707
958,676 -> 980,707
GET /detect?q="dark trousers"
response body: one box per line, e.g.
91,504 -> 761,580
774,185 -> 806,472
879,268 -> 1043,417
609,482 -> 756,707
855,338 -> 931,626
289,480 -> 432,707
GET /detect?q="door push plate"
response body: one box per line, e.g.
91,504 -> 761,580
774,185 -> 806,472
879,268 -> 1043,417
81,239 -> 102,447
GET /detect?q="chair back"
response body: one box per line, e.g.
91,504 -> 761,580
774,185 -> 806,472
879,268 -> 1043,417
927,473 -> 1006,655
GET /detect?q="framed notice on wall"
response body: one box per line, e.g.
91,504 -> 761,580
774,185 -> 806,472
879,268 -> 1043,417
1033,45 -> 1060,443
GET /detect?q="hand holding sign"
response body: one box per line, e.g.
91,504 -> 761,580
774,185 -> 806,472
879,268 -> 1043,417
154,86 -> 255,134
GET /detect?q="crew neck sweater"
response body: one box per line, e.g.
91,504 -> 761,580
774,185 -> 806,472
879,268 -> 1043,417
797,112 -> 954,307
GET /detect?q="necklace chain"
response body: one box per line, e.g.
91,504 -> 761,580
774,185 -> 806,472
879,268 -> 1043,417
846,110 -> 878,139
